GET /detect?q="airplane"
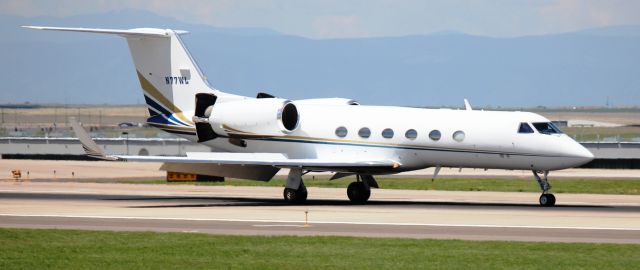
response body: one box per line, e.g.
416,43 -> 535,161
24,26 -> 595,206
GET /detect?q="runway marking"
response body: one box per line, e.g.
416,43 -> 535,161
252,225 -> 308,228
1,213 -> 639,231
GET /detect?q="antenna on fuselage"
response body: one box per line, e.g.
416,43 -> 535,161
464,99 -> 472,111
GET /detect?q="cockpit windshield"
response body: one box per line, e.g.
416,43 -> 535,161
518,122 -> 534,134
532,122 -> 563,134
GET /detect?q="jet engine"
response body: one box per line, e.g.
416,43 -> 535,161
211,98 -> 299,136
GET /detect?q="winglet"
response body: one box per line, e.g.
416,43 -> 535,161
464,99 -> 472,111
69,117 -> 117,160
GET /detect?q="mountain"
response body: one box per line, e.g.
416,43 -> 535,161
1,10 -> 639,107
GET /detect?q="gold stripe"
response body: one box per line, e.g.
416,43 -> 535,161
281,135 -> 427,149
148,122 -> 196,132
137,71 -> 194,125
222,124 -> 257,135
174,112 -> 194,126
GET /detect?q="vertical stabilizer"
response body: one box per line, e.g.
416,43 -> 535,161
126,30 -> 211,120
23,26 -> 246,128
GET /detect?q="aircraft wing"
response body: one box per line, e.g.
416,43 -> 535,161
71,119 -> 400,172
115,152 -> 399,171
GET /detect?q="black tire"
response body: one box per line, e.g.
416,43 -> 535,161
547,193 -> 556,206
283,186 -> 308,204
283,188 -> 297,203
539,194 -> 556,207
347,182 -> 370,204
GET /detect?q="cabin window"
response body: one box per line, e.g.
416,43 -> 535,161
533,122 -> 563,134
518,123 -> 534,134
358,127 -> 371,138
453,130 -> 465,142
428,130 -> 441,141
405,129 -> 418,139
381,128 -> 394,139
335,126 -> 348,138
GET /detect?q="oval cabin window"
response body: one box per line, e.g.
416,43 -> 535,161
358,127 -> 371,138
453,130 -> 466,142
405,129 -> 418,140
381,128 -> 394,139
335,126 -> 348,138
428,130 -> 441,141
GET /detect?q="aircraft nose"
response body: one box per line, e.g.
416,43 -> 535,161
572,141 -> 595,165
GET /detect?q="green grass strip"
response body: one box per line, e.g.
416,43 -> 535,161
0,228 -> 638,270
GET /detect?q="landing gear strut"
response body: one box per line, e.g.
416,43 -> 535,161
283,168 -> 307,203
347,175 -> 377,204
533,170 -> 556,207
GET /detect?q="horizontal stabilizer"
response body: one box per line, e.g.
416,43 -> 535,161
22,26 -> 188,37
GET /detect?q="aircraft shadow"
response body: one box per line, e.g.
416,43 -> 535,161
118,196 -> 637,212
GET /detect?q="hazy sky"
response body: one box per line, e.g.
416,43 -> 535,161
2,0 -> 640,38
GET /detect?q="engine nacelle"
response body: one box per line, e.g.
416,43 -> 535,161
209,98 -> 299,136
294,98 -> 359,106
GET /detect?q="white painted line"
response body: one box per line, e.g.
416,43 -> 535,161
252,225 -> 307,228
1,213 -> 639,231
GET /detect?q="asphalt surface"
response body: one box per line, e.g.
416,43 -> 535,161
1,183 -> 639,244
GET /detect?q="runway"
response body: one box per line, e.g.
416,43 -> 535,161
1,182 -> 639,243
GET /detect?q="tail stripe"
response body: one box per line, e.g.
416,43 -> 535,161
143,94 -> 170,115
137,70 -> 194,125
137,71 -> 181,113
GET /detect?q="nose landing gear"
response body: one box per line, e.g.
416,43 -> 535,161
539,193 -> 556,207
533,170 -> 556,207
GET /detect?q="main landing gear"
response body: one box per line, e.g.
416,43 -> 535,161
283,182 -> 307,203
283,168 -> 308,203
347,175 -> 378,204
533,170 -> 556,207
283,169 -> 379,204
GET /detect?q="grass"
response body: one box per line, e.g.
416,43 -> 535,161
0,228 -> 638,270
123,177 -> 640,195
562,126 -> 640,141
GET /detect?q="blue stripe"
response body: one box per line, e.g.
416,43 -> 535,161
144,94 -> 172,116
143,94 -> 192,127
147,108 -> 159,116
252,137 -> 568,158
168,114 -> 191,127
147,115 -> 172,125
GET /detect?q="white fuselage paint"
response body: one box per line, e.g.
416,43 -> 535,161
23,26 -> 594,175
175,104 -> 593,174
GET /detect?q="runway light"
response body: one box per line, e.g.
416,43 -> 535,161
304,210 -> 311,227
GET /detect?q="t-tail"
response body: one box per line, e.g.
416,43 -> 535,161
22,26 -> 245,135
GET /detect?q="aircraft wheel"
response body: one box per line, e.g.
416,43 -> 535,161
539,194 -> 556,207
347,182 -> 370,204
283,186 -> 307,204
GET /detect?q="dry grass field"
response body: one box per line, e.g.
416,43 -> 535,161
538,111 -> 640,125
0,106 -> 148,128
1,106 -> 639,140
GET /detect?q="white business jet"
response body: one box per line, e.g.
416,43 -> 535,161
24,26 -> 594,206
